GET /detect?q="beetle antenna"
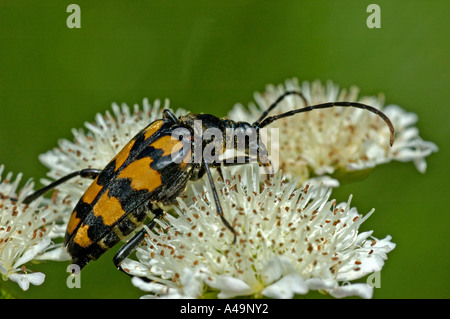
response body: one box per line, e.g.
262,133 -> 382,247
256,99 -> 395,147
254,90 -> 309,126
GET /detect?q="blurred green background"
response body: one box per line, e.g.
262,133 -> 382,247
0,1 -> 448,299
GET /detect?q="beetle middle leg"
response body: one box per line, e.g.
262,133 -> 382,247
213,155 -> 274,185
203,159 -> 238,244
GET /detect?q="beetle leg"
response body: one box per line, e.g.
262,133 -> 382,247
218,156 -> 254,167
203,160 -> 237,244
208,156 -> 251,181
212,156 -> 273,183
113,207 -> 164,273
22,168 -> 102,204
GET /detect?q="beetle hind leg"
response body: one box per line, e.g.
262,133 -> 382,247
22,168 -> 102,204
113,207 -> 164,273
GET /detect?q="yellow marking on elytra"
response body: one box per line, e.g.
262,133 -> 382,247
113,139 -> 136,171
93,191 -> 125,226
150,135 -> 183,156
82,177 -> 103,204
66,212 -> 82,235
73,224 -> 93,248
144,120 -> 164,140
117,157 -> 162,192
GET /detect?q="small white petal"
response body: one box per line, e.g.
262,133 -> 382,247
13,237 -> 51,269
131,277 -> 177,296
35,245 -> 71,261
0,261 -> 8,276
208,276 -> 252,299
261,256 -> 296,285
9,274 -> 31,291
304,176 -> 340,188
306,278 -> 338,290
26,272 -> 46,286
329,283 -> 373,299
120,259 -> 149,277
179,268 -> 203,297
262,274 -> 308,299
9,272 -> 45,291
414,158 -> 427,173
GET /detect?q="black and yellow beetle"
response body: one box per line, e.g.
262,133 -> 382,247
22,91 -> 395,271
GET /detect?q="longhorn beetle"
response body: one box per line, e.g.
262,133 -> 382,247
22,91 -> 395,271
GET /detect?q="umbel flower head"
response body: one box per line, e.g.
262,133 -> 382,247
0,166 -> 64,291
229,78 -> 438,185
122,164 -> 395,299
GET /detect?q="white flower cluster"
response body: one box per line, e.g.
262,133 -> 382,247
0,166 -> 63,291
229,79 -> 438,185
123,164 -> 395,299
0,79 -> 436,297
